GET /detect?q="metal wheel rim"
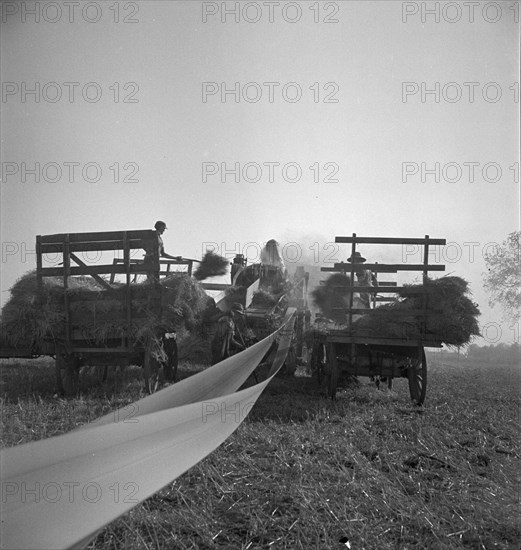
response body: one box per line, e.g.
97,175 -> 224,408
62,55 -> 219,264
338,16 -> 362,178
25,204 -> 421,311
408,347 -> 427,405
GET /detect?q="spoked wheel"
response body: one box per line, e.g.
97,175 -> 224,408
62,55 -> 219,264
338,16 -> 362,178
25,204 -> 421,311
143,339 -> 160,394
311,342 -> 327,387
408,346 -> 427,406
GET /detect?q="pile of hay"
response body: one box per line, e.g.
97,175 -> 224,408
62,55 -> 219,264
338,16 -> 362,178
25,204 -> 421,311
193,252 -> 228,281
250,289 -> 279,308
0,271 -> 213,349
223,286 -> 247,309
311,274 -> 353,323
223,285 -> 281,311
353,276 -> 480,346
309,275 -> 480,347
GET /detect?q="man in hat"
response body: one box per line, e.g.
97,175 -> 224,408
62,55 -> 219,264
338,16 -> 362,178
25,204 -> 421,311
211,303 -> 246,364
347,251 -> 373,308
150,221 -> 182,261
144,221 -> 182,278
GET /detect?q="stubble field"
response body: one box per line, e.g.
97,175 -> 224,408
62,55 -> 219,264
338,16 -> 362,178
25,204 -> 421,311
1,355 -> 519,550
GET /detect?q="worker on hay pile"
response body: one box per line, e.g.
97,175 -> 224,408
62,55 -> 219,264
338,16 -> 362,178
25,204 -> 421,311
210,303 -> 247,365
347,251 -> 373,308
144,221 -> 182,278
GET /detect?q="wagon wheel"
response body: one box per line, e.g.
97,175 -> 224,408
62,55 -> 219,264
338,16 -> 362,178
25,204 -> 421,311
408,347 -> 427,406
163,337 -> 178,383
143,339 -> 160,394
311,341 -> 326,386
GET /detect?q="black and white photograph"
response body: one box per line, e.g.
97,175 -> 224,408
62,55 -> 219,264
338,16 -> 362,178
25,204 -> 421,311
1,1 -> 519,548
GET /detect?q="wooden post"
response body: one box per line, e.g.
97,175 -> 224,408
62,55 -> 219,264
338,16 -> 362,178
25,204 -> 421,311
372,262 -> 378,308
348,233 -> 356,327
36,235 -> 43,295
124,232 -> 131,349
421,235 -> 430,345
63,234 -> 71,350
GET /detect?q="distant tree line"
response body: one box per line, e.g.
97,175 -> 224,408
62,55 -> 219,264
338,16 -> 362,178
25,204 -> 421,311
466,343 -> 520,365
435,343 -> 520,365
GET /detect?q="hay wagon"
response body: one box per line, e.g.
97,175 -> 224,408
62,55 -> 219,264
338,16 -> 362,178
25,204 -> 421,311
0,230 -> 194,395
310,235 -> 446,405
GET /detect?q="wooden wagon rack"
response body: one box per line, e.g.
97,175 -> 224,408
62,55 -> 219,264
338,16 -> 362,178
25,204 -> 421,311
313,234 -> 446,405
35,229 -> 177,394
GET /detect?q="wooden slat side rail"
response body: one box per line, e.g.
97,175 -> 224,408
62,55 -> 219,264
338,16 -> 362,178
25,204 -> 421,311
321,265 -> 398,273
40,264 -> 159,277
39,239 -> 151,254
69,347 -> 137,354
319,280 -> 397,286
69,253 -> 113,290
39,229 -> 156,244
335,236 -> 446,245
323,263 -> 445,273
331,308 -> 445,317
315,285 -> 429,294
66,288 -> 147,302
325,335 -> 443,347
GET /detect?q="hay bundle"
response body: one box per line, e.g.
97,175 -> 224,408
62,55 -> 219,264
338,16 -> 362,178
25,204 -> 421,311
311,274 -> 353,323
224,286 -> 247,309
309,275 -> 480,347
250,289 -> 278,308
0,271 -> 213,349
0,273 -> 64,348
160,273 -> 212,331
353,276 -> 480,346
193,252 -> 228,281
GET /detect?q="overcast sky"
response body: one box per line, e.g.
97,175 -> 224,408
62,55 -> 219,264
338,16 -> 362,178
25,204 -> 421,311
1,1 -> 519,344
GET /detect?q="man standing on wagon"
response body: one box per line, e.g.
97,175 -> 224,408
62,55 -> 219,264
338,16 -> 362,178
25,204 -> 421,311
149,221 -> 182,260
144,221 -> 182,278
347,251 -> 373,308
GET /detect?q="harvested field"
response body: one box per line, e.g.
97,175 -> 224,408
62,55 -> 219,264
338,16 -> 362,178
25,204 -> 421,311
1,355 -> 519,549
